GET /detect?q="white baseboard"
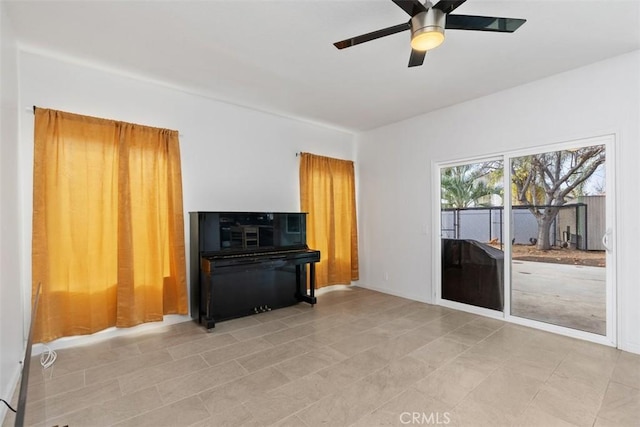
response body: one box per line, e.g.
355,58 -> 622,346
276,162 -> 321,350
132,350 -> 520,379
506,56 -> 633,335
32,314 -> 192,355
0,363 -> 21,425
355,283 -> 432,304
619,340 -> 640,355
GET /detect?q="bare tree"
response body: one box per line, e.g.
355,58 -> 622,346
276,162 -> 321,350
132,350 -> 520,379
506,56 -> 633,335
511,145 -> 605,250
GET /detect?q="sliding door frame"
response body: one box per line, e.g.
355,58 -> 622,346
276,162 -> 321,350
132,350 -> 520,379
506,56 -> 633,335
432,154 -> 505,320
432,134 -> 617,347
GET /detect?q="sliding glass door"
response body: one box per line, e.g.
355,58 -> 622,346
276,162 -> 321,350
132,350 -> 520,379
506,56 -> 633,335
437,135 -> 616,344
439,159 -> 504,314
507,137 -> 614,340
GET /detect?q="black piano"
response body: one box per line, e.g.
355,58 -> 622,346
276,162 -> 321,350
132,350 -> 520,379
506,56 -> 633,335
190,212 -> 320,330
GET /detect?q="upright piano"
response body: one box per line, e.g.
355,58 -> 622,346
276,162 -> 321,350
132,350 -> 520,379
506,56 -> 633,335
190,212 -> 320,330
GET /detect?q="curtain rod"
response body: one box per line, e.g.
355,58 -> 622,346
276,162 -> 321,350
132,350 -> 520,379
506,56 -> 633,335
28,106 -> 184,137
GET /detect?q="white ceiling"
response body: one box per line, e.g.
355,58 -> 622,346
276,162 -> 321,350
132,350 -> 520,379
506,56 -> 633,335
5,0 -> 640,132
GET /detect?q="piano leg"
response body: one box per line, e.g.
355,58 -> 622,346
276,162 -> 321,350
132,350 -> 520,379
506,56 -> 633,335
203,317 -> 216,330
202,273 -> 216,330
295,263 -> 317,305
309,262 -> 316,304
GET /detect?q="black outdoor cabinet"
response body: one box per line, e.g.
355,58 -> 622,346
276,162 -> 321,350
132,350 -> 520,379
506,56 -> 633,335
442,238 -> 504,311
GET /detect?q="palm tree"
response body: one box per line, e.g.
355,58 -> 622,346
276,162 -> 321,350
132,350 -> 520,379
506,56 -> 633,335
441,164 -> 502,208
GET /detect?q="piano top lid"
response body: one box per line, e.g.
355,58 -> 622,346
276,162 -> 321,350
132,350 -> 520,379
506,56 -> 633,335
201,245 -> 313,259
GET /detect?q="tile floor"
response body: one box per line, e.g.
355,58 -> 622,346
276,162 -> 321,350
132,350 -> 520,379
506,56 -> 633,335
3,287 -> 640,426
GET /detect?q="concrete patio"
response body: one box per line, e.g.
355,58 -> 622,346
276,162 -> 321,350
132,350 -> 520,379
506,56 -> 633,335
511,260 -> 606,335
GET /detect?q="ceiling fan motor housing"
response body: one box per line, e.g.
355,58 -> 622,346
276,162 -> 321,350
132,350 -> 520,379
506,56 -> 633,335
410,8 -> 446,51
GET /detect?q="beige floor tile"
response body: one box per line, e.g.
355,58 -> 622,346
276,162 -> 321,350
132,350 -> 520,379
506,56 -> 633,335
295,383 -> 375,426
156,359 -> 247,404
229,319 -> 290,341
242,386 -> 310,425
467,316 -> 506,331
359,327 -> 440,366
167,332 -> 239,360
272,345 -> 347,380
261,323 -> 319,346
444,323 -> 496,346
299,320 -> 369,347
486,324 -> 533,351
198,366 -> 291,414
373,354 -> 434,389
211,315 -> 263,333
527,329 -> 577,355
8,289 -> 640,427
276,308 -> 335,328
135,325 -> 209,353
513,405 -> 580,427
529,376 -> 603,426
611,351 -> 640,389
44,386 -> 163,427
401,306 -> 449,324
449,398 -> 513,427
593,416 -> 632,427
112,395 -> 210,427
329,327 -> 395,357
191,404 -> 261,427
84,348 -> 173,385
312,347 -> 389,389
300,356 -> 433,426
118,354 -> 209,394
572,340 -> 620,362
24,370 -> 85,403
414,352 -> 497,407
236,338 -> 311,372
200,337 -> 273,367
408,337 -> 471,369
503,344 -> 565,381
462,366 -> 543,422
596,381 -> 640,426
553,353 -> 615,391
358,390 -> 452,425
363,301 -> 425,324
43,343 -> 142,378
417,318 -> 463,337
348,409 -> 399,427
270,414 -> 309,427
21,379 -> 121,425
252,305 -> 304,323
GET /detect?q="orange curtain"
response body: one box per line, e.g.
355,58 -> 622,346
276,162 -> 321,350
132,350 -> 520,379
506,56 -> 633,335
32,109 -> 187,343
299,153 -> 359,287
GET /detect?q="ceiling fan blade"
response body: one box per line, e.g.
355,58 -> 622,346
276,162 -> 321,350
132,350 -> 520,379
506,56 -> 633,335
334,22 -> 410,49
408,49 -> 427,67
433,0 -> 467,15
446,15 -> 526,32
392,0 -> 428,17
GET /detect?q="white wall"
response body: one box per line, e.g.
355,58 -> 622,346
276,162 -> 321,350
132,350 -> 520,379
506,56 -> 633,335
356,51 -> 640,354
0,2 -> 24,420
16,51 -> 354,346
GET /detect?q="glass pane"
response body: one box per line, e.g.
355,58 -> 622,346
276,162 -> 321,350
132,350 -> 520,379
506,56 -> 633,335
440,160 -> 504,311
510,145 -> 607,334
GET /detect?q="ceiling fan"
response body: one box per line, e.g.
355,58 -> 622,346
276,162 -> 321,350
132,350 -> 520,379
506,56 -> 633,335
333,0 -> 526,67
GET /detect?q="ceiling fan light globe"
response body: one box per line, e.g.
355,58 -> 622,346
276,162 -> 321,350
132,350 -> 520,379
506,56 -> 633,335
410,8 -> 446,51
411,29 -> 445,51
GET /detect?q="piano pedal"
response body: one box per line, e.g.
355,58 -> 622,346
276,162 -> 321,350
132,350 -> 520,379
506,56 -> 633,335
253,305 -> 272,314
